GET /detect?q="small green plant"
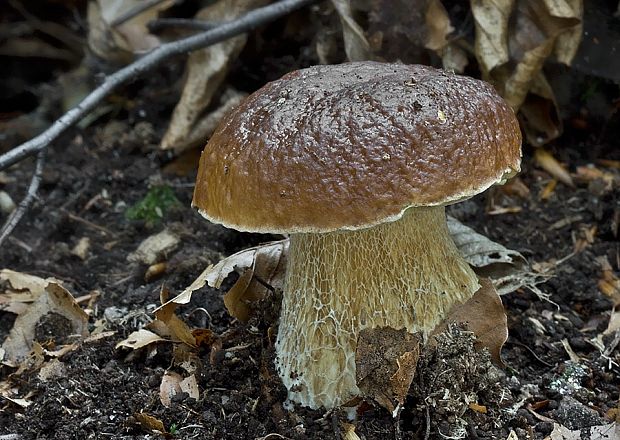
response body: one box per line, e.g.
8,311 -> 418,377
125,185 -> 181,226
169,423 -> 178,435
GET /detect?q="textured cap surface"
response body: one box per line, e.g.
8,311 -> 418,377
193,62 -> 521,233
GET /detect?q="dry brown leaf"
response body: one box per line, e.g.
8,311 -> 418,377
535,149 -> 575,187
134,412 -> 167,435
162,88 -> 247,154
0,269 -> 57,296
38,359 -> 67,382
472,0 -> 583,145
519,73 -> 562,146
160,1 -> 263,153
342,422 -> 362,440
499,176 -> 531,199
87,0 -> 174,62
179,374 -> 200,400
433,278 -> 508,365
470,0 -> 512,74
159,371 -> 182,407
424,0 -> 453,52
127,229 -> 180,265
355,327 -> 420,412
1,282 -> 89,365
224,240 -> 288,321
71,237 -> 91,260
540,178 -> 558,200
115,329 -> 166,350
154,302 -> 196,348
447,216 -> 542,295
469,402 -> 488,413
331,0 -> 372,61
156,240 -> 288,314
159,371 -> 199,408
144,262 -> 167,282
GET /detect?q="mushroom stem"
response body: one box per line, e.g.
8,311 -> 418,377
275,205 -> 480,409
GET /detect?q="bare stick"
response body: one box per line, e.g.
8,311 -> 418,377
0,150 -> 46,246
0,0 -> 318,172
148,18 -> 218,33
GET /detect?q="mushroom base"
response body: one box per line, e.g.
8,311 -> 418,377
274,206 -> 480,409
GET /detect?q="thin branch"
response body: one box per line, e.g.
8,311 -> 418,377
0,150 -> 46,247
0,0 -> 318,172
148,18 -> 218,33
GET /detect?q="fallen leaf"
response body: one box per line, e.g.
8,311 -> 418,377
154,303 -> 196,348
158,371 -> 199,407
470,0 -> 511,74
38,359 -> 67,382
342,422 -> 361,440
179,374 -> 200,400
433,279 -> 508,365
424,0 -> 453,52
87,0 -> 174,62
134,412 -> 167,435
115,329 -> 166,350
0,269 -> 57,296
160,0 -> 262,153
144,262 -> 167,282
223,241 -> 288,321
71,237 -> 90,260
447,216 -> 543,295
519,74 -> 562,146
540,179 -> 558,200
472,0 -> 583,145
162,87 -> 247,154
535,149 -> 575,187
331,0 -> 372,61
159,371 -> 183,407
156,240 -> 288,315
355,327 -> 420,413
469,402 -> 488,413
1,282 -> 89,365
127,228 -> 180,265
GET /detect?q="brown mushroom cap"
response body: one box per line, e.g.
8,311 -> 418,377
193,62 -> 521,233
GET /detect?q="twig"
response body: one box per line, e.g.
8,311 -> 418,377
0,0 -> 318,172
148,18 -> 219,33
0,150 -> 46,247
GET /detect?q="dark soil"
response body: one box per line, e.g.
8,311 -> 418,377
1,3 -> 620,439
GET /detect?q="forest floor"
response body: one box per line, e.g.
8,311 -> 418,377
0,10 -> 619,438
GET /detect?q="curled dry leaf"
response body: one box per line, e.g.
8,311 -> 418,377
87,0 -> 174,62
159,371 -> 199,407
446,216 -> 544,295
331,0 -> 372,61
1,282 -> 89,365
134,412 -> 167,435
342,422 -> 362,440
0,269 -> 58,296
223,240 -> 288,321
115,329 -> 165,350
154,302 -> 196,347
534,149 -> 575,187
424,0 -> 454,52
160,0 -> 264,153
157,241 -> 288,322
127,228 -> 180,265
471,0 -> 583,145
432,278 -> 508,365
355,327 -> 420,413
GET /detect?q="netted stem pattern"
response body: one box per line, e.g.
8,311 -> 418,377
275,206 -> 480,409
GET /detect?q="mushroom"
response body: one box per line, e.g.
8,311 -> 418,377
192,62 -> 521,409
